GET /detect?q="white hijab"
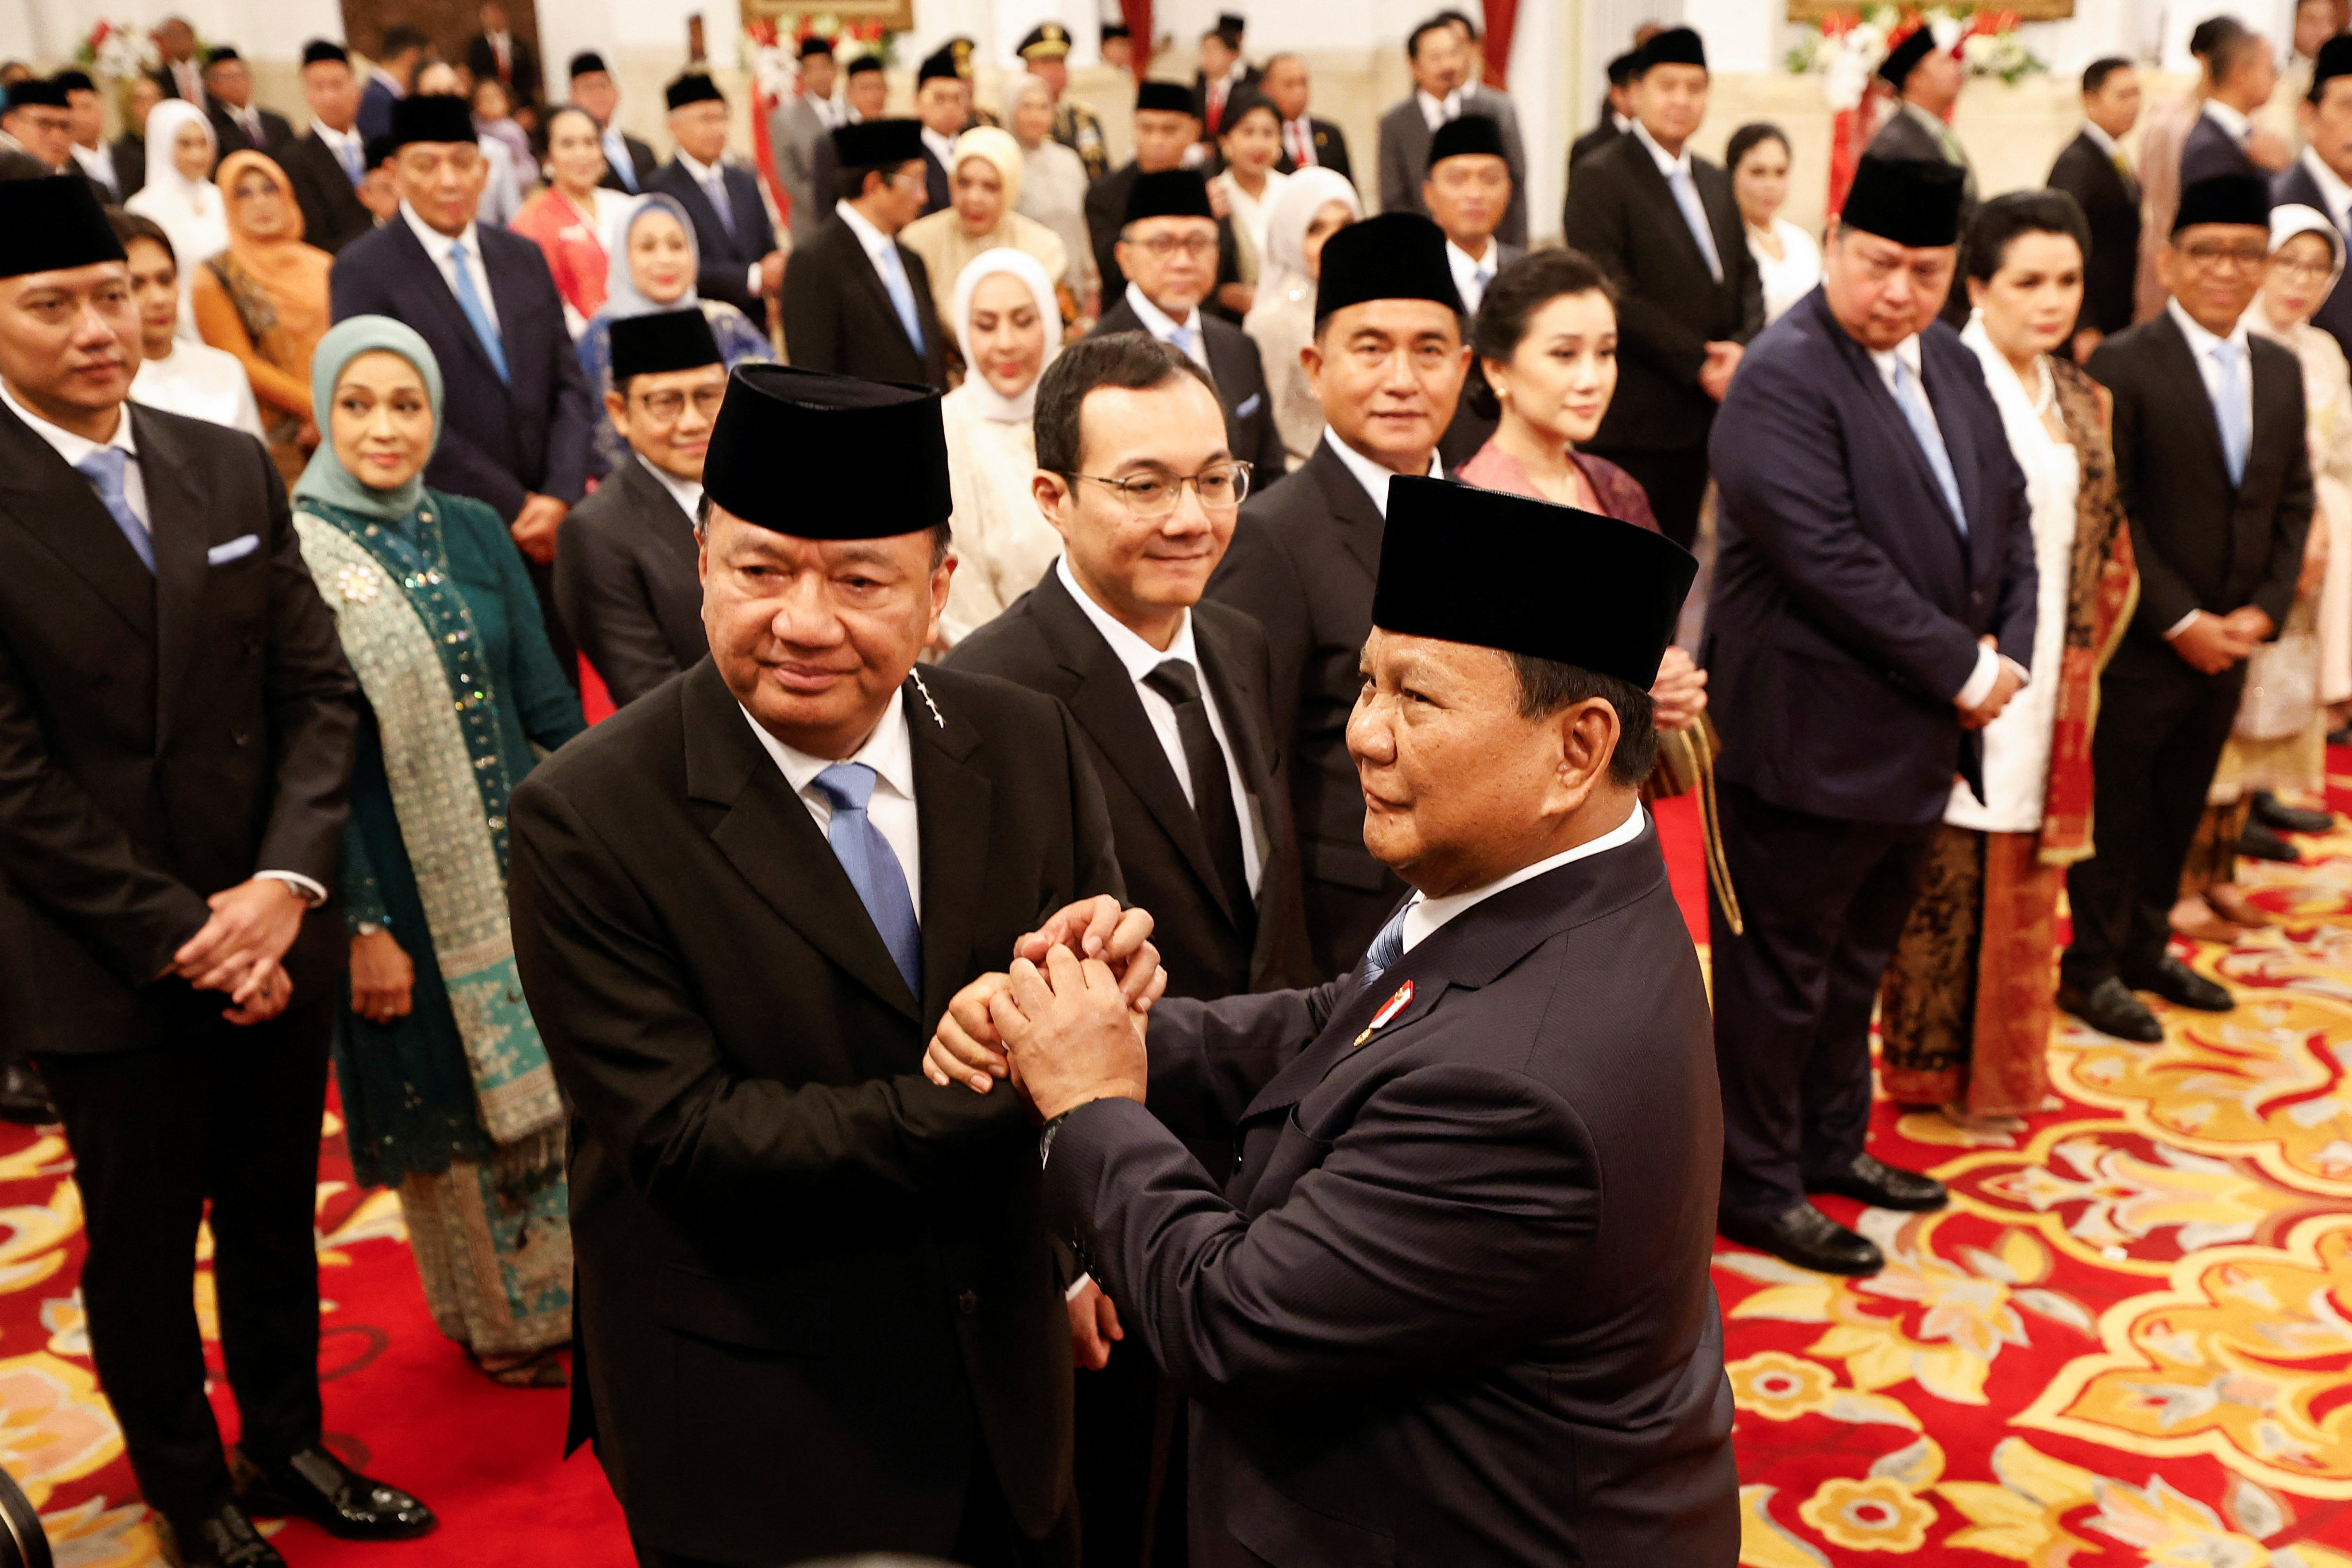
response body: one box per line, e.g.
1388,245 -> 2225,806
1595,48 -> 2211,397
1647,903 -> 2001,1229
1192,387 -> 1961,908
2246,202 -> 2346,342
1258,167 -> 1362,308
126,100 -> 229,338
951,248 -> 1061,423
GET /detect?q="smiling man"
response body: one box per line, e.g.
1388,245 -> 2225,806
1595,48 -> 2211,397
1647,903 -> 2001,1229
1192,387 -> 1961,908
929,478 -> 1736,1566
510,362 -> 1163,1568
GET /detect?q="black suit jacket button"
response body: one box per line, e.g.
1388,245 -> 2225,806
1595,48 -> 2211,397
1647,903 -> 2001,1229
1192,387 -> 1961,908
231,726 -> 253,746
956,1289 -> 979,1316
1972,590 -> 1985,609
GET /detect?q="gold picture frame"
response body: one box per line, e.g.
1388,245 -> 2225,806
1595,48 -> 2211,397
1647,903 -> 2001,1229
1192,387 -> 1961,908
1786,1 -> 2072,17
743,0 -> 917,27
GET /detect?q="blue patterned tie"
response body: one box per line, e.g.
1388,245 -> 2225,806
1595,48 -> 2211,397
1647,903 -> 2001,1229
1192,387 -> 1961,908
74,447 -> 153,571
814,762 -> 922,998
447,241 -> 509,384
873,242 -> 927,357
2212,340 -> 2250,487
1360,905 -> 1408,984
1890,356 -> 1966,536
1668,164 -> 1724,283
338,135 -> 364,186
1168,325 -> 1203,368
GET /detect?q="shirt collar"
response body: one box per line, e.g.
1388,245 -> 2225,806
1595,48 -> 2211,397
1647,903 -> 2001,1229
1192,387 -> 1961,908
1324,428 -> 1440,517
1055,554 -> 1199,679
921,125 -> 956,164
1401,801 -> 1648,952
1415,88 -> 1461,129
2202,96 -> 2252,140
1868,333 -> 1925,384
835,198 -> 897,260
314,119 -> 361,152
675,148 -> 720,182
400,198 -> 479,260
370,65 -> 405,96
2169,295 -> 2250,360
1124,281 -> 1202,340
739,688 -> 916,805
1629,117 -> 1690,179
0,379 -> 133,468
2081,119 -> 2120,157
2301,144 -> 2352,222
1447,236 -> 1497,273
635,452 -> 704,522
1611,110 -> 1633,133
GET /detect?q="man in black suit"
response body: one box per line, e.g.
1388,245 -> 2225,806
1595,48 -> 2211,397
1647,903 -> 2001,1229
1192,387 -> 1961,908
1194,14 -> 1261,141
2275,37 -> 2352,361
1705,155 -> 2037,1276
0,176 -> 432,1568
567,52 -> 658,195
915,45 -> 975,216
556,310 -> 720,705
2180,28 -> 2278,188
330,95 -> 596,673
1564,26 -> 1763,550
1866,28 -> 1979,327
2061,174 -> 2314,1044
931,478 -> 1738,1567
1207,213 -> 1469,977
1377,18 -> 1529,249
59,71 -> 122,200
650,72 -> 782,322
509,362 -> 1160,1567
111,75 -> 161,198
1091,169 -> 1284,478
277,41 -> 374,258
149,15 -> 208,106
1424,113 -> 1522,466
0,78 -> 86,185
2050,56 -> 2145,361
1570,51 -> 1639,168
463,2 -> 541,118
202,48 -> 291,157
950,335 -> 1315,1568
1260,53 -> 1346,180
782,119 -> 949,389
1087,81 -> 1206,299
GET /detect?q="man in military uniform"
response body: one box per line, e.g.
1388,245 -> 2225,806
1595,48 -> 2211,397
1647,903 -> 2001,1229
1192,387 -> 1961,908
1022,22 -> 1108,181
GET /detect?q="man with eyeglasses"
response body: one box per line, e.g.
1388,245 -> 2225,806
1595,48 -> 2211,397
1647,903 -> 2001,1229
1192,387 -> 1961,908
555,310 -> 724,705
2059,173 -> 2313,1045
947,331 -> 1314,1566
2274,35 -> 2352,360
0,77 -> 81,182
783,118 -> 949,389
1091,168 -> 1284,477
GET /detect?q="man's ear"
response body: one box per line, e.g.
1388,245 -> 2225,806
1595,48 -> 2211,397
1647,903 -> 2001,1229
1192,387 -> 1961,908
1033,468 -> 1076,541
1551,697 -> 1621,813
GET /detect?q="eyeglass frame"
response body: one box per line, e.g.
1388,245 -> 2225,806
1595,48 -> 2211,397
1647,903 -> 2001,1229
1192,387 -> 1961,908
1058,460 -> 1254,516
629,382 -> 728,422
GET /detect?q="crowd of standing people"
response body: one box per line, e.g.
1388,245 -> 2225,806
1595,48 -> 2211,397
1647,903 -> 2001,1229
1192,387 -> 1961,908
0,7 -> 2345,1568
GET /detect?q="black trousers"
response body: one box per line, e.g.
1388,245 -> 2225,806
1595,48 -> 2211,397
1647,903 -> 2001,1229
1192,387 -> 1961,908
1075,1333 -> 1185,1568
1710,782 -> 1940,1227
2062,643 -> 2245,990
1585,441 -> 1710,551
37,997 -> 332,1527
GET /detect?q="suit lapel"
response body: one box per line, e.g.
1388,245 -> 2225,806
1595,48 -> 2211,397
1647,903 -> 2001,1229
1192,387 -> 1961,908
0,406 -> 154,638
388,219 -> 508,388
837,226 -> 922,360
2150,311 -> 2234,486
1625,146 -> 1716,291
477,232 -> 529,366
909,678 -> 991,1027
1918,345 -> 1982,555
1239,957 -> 1438,1125
137,409 -> 209,748
1310,440 -> 1388,582
1194,612 -> 1277,912
1821,304 -> 1969,553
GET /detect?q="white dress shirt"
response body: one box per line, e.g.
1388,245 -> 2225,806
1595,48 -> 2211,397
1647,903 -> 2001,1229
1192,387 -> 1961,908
72,141 -> 119,196
677,148 -> 768,298
1123,282 -> 1211,369
132,341 -> 265,438
836,196 -> 912,300
811,94 -> 847,130
601,125 -> 638,187
172,59 -> 207,103
739,694 -> 923,920
2164,297 -> 2258,638
1325,429 -> 1441,517
312,120 -> 366,184
2082,119 -> 2122,161
1280,114 -> 1318,168
1396,802 -> 1647,955
1,380 -> 326,906
1446,237 -> 1500,314
1415,88 -> 1463,133
400,201 -> 500,333
636,453 -> 704,523
921,126 -> 956,171
2201,96 -> 2253,146
1053,555 -> 1262,894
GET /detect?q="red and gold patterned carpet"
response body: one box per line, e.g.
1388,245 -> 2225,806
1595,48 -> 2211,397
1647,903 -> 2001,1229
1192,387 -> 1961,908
1,789 -> 2348,1563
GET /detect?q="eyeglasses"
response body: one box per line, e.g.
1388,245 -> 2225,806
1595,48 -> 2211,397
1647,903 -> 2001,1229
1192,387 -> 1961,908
2181,241 -> 2270,269
1131,233 -> 1218,260
634,385 -> 725,422
2272,256 -> 2336,282
1068,462 -> 1253,516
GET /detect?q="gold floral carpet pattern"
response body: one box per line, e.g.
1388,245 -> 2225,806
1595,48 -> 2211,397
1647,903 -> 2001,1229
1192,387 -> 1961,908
1717,796 -> 2352,1565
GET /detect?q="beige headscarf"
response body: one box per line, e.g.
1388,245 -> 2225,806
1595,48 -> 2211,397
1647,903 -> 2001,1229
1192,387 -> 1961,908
949,126 -> 1026,218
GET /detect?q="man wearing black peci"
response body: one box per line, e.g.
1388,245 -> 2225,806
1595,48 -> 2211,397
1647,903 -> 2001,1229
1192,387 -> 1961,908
781,117 -> 949,389
278,41 -> 375,258
2048,56 -> 2144,362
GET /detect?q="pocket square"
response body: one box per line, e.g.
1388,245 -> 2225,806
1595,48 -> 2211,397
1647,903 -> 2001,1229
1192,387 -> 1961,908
207,534 -> 261,565
1235,393 -> 1262,418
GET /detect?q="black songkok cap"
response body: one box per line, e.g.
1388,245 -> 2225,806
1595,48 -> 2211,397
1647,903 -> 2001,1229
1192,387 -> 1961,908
1376,478 -> 1696,687
302,40 -> 350,68
831,118 -> 925,170
2173,172 -> 2272,235
1136,79 -> 1196,115
611,308 -> 723,380
666,72 -> 724,110
364,134 -> 397,169
1428,113 -> 1508,169
1604,50 -> 1640,87
1315,211 -> 1463,320
1018,22 -> 1072,59
1840,153 -> 1965,247
800,36 -> 834,60
705,365 -> 950,538
1878,28 -> 1938,88
1215,13 -> 1246,43
388,94 -> 478,150
52,69 -> 95,95
2314,34 -> 2352,95
1636,26 -> 1705,73
0,176 -> 129,278
845,54 -> 885,78
1101,21 -> 1132,40
204,45 -> 241,65
918,45 -> 961,85
3,77 -> 69,112
1125,168 -> 1215,224
569,51 -> 609,79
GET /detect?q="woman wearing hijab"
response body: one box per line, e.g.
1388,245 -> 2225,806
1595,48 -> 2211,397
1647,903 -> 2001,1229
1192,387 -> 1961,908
1242,165 -> 1360,469
899,125 -> 1073,335
1010,75 -> 1099,320
126,98 -> 228,339
193,150 -> 333,484
292,317 -> 584,1386
1879,192 -> 2138,1129
939,249 -> 1062,647
577,194 -> 771,469
512,105 -> 631,334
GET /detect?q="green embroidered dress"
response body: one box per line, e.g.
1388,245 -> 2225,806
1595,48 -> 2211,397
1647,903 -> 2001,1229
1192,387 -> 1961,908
296,486 -> 584,1358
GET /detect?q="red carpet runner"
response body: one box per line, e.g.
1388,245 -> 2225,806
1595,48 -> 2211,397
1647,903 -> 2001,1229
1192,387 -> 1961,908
2,787 -> 2349,1563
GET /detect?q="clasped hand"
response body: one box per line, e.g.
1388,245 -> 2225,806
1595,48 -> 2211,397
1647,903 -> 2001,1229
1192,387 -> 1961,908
2169,607 -> 2272,676
169,876 -> 305,1024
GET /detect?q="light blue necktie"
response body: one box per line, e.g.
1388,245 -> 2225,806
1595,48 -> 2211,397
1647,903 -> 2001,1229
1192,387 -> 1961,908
604,128 -> 639,192
1360,905 -> 1408,985
1168,325 -> 1203,368
704,169 -> 737,238
1890,356 -> 1966,535
814,762 -> 922,998
338,134 -> 364,187
74,447 -> 153,571
2212,339 -> 2250,487
873,241 -> 927,356
1667,164 -> 1724,284
447,241 -> 509,385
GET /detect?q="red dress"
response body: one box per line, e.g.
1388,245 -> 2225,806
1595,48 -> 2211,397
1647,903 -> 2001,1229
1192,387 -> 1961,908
511,187 -> 610,325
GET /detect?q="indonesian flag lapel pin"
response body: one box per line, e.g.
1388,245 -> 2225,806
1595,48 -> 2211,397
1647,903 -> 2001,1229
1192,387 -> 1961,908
1353,980 -> 1415,1048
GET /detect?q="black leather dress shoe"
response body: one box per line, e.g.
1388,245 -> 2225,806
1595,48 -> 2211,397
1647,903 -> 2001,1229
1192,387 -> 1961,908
2058,976 -> 2165,1042
2125,956 -> 2234,1013
2238,819 -> 2301,862
2253,790 -> 2335,835
0,1059 -> 56,1126
232,1445 -> 435,1541
1722,1203 -> 1882,1275
1812,1153 -> 1948,1211
156,1503 -> 285,1568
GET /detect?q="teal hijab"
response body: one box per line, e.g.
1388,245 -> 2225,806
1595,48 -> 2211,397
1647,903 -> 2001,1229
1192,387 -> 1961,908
293,315 -> 447,522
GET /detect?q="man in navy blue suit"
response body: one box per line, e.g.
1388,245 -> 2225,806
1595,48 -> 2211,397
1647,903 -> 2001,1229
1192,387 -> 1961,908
2274,36 -> 2352,361
329,94 -> 595,674
1704,155 -> 2038,1277
650,72 -> 781,323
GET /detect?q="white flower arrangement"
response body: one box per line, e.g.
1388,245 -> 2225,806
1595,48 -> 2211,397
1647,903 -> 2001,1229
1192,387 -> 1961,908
75,19 -> 163,87
1786,5 -> 2046,101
